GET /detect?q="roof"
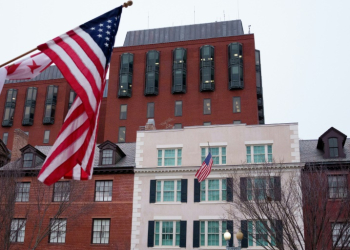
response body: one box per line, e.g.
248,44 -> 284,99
5,65 -> 64,84
123,20 -> 244,47
1,143 -> 136,172
300,139 -> 350,162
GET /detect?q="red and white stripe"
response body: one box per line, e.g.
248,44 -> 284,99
195,158 -> 214,182
37,27 -> 107,185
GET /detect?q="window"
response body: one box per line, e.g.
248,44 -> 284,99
43,130 -> 50,144
16,183 -> 30,202
172,48 -> 187,93
200,179 -> 227,201
92,219 -> 110,244
145,50 -> 159,96
332,223 -> 350,247
155,221 -> 180,246
43,85 -> 58,125
233,97 -> 241,113
68,89 -> 76,109
328,175 -> 347,199
247,178 -> 275,201
23,153 -> 33,168
175,101 -> 182,116
118,53 -> 133,97
3,132 -> 8,145
118,127 -> 126,142
200,45 -> 215,91
329,137 -> 339,158
156,180 -> 181,202
22,87 -> 37,126
203,99 -> 211,115
246,145 -> 273,163
200,221 -> 227,246
174,123 -> 182,129
147,102 -> 154,118
203,122 -> 211,126
49,219 -> 67,243
53,182 -> 70,202
228,42 -> 244,89
102,149 -> 113,165
233,120 -> 241,124
10,219 -> 26,243
248,221 -> 272,247
95,180 -> 113,201
157,148 -> 182,166
120,104 -> 127,119
2,89 -> 17,127
201,147 -> 226,165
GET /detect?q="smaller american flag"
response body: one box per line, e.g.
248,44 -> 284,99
195,152 -> 213,182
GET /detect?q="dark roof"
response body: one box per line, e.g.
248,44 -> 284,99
123,20 -> 244,47
5,65 -> 64,84
300,139 -> 350,162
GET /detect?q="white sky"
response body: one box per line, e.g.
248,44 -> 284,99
1,0 -> 349,140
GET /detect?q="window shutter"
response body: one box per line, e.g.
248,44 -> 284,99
274,177 -> 281,201
241,220 -> 248,248
149,180 -> 156,203
227,220 -> 233,247
194,179 -> 200,202
193,221 -> 200,248
240,177 -> 247,201
180,220 -> 187,247
181,179 -> 188,203
276,220 -> 283,247
147,221 -> 154,247
227,178 -> 233,202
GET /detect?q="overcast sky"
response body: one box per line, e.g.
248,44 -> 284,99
1,0 -> 349,139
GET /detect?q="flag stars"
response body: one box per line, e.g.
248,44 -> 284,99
105,37 -> 110,41
90,27 -> 96,30
106,31 -> 110,35
97,34 -> 102,38
99,23 -> 104,27
104,43 -> 109,47
107,25 -> 111,29
98,29 -> 103,32
107,20 -> 112,23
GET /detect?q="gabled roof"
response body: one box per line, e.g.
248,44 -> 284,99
123,20 -> 244,47
0,139 -> 10,158
317,127 -> 347,150
20,144 -> 46,159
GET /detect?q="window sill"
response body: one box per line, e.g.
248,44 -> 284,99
197,247 -> 226,249
154,202 -> 182,205
198,201 -> 228,204
153,247 -> 180,249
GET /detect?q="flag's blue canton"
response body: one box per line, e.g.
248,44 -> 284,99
80,6 -> 122,66
204,152 -> 212,165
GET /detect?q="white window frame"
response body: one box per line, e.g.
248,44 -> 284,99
92,219 -> 110,244
95,180 -> 113,202
332,223 -> 350,247
154,221 -> 180,247
246,145 -> 273,163
49,219 -> 67,243
200,220 -> 227,247
200,179 -> 227,202
156,180 -> 181,203
248,220 -> 276,247
16,182 -> 30,202
247,177 -> 275,201
53,181 -> 70,202
201,147 -> 226,165
157,148 -> 182,167
10,219 -> 26,243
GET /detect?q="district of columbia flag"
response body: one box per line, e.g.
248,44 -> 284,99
195,152 -> 213,182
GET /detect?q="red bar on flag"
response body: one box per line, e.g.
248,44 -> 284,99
195,152 -> 213,182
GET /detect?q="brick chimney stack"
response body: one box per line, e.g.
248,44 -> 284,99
11,129 -> 28,162
145,119 -> 156,131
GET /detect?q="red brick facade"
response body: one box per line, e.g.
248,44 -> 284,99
104,34 -> 260,143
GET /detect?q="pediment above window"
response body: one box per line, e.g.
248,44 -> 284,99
98,140 -> 126,166
316,127 -> 347,159
20,144 -> 46,168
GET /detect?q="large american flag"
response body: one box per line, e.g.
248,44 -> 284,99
195,152 -> 213,182
36,6 -> 123,185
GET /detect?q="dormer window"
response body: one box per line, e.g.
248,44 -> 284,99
20,145 -> 45,168
329,138 -> 339,158
98,141 -> 126,166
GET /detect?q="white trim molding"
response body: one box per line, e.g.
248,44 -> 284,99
199,142 -> 227,147
156,144 -> 183,149
245,140 -> 273,145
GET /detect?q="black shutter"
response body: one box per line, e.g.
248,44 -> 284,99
276,220 -> 283,247
193,221 -> 200,248
241,220 -> 248,248
180,221 -> 187,247
240,177 -> 247,201
227,178 -> 233,202
149,180 -> 156,203
181,179 -> 188,203
194,179 -> 200,202
227,220 -> 233,247
274,177 -> 281,201
147,221 -> 154,247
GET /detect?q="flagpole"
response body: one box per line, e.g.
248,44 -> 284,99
0,1 -> 133,68
207,141 -> 211,154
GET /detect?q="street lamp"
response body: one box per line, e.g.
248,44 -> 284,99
224,229 -> 244,250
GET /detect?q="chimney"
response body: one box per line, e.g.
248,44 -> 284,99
145,119 -> 156,131
11,129 -> 28,162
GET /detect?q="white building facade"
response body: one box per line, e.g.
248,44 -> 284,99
131,123 -> 301,250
